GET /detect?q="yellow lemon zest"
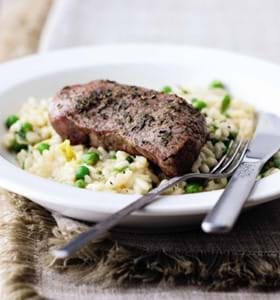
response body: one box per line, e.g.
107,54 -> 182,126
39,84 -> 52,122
59,140 -> 75,161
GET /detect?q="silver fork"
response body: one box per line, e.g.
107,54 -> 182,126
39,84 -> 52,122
53,140 -> 250,258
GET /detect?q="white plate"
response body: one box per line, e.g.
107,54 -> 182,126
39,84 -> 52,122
0,44 -> 280,227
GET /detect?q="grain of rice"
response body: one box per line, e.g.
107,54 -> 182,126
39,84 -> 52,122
3,84 -> 278,195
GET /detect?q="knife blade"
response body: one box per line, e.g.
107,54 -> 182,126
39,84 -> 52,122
202,112 -> 280,233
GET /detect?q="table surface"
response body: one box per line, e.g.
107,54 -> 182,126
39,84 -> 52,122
38,264 -> 280,300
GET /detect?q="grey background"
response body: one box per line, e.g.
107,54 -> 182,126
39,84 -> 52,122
41,0 -> 280,64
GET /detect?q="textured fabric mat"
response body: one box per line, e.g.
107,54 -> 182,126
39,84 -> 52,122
1,190 -> 280,300
48,200 -> 280,291
0,0 -> 51,62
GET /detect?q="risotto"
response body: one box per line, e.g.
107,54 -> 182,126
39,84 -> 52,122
3,81 -> 280,195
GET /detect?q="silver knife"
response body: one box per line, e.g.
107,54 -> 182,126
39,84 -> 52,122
202,112 -> 280,233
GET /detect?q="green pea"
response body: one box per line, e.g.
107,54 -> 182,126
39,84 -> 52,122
19,122 -> 33,138
210,124 -> 218,133
114,165 -> 129,173
161,86 -> 172,94
229,130 -> 238,140
36,143 -> 50,154
9,140 -> 28,153
185,182 -> 203,194
6,115 -> 19,128
126,156 -> 134,163
261,163 -> 270,174
223,140 -> 231,150
209,80 -> 225,89
75,179 -> 86,189
274,158 -> 280,169
192,98 -> 207,111
180,87 -> 189,94
221,94 -> 231,114
75,165 -> 90,180
81,151 -> 99,165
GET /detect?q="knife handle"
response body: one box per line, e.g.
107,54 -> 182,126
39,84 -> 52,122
202,159 -> 264,233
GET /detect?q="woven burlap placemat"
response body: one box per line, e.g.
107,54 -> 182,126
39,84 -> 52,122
1,189 -> 280,300
1,1 -> 280,299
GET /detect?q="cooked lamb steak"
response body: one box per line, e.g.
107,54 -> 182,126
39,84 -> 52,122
49,80 -> 207,177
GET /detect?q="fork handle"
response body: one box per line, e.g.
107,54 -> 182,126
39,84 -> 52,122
53,171 -> 234,258
201,158 -> 264,233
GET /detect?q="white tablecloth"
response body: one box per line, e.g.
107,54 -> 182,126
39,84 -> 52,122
40,0 -> 280,63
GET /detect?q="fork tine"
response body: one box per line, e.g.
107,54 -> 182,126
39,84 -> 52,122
211,139 -> 250,175
217,140 -> 244,174
223,140 -> 250,174
210,140 -> 235,174
200,139 -> 250,188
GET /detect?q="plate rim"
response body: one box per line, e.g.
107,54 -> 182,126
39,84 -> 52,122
0,43 -> 280,217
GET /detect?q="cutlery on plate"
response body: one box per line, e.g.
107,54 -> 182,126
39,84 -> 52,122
53,139 -> 249,258
202,112 -> 280,233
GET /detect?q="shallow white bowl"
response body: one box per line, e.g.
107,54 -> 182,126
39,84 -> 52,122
0,44 -> 280,227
